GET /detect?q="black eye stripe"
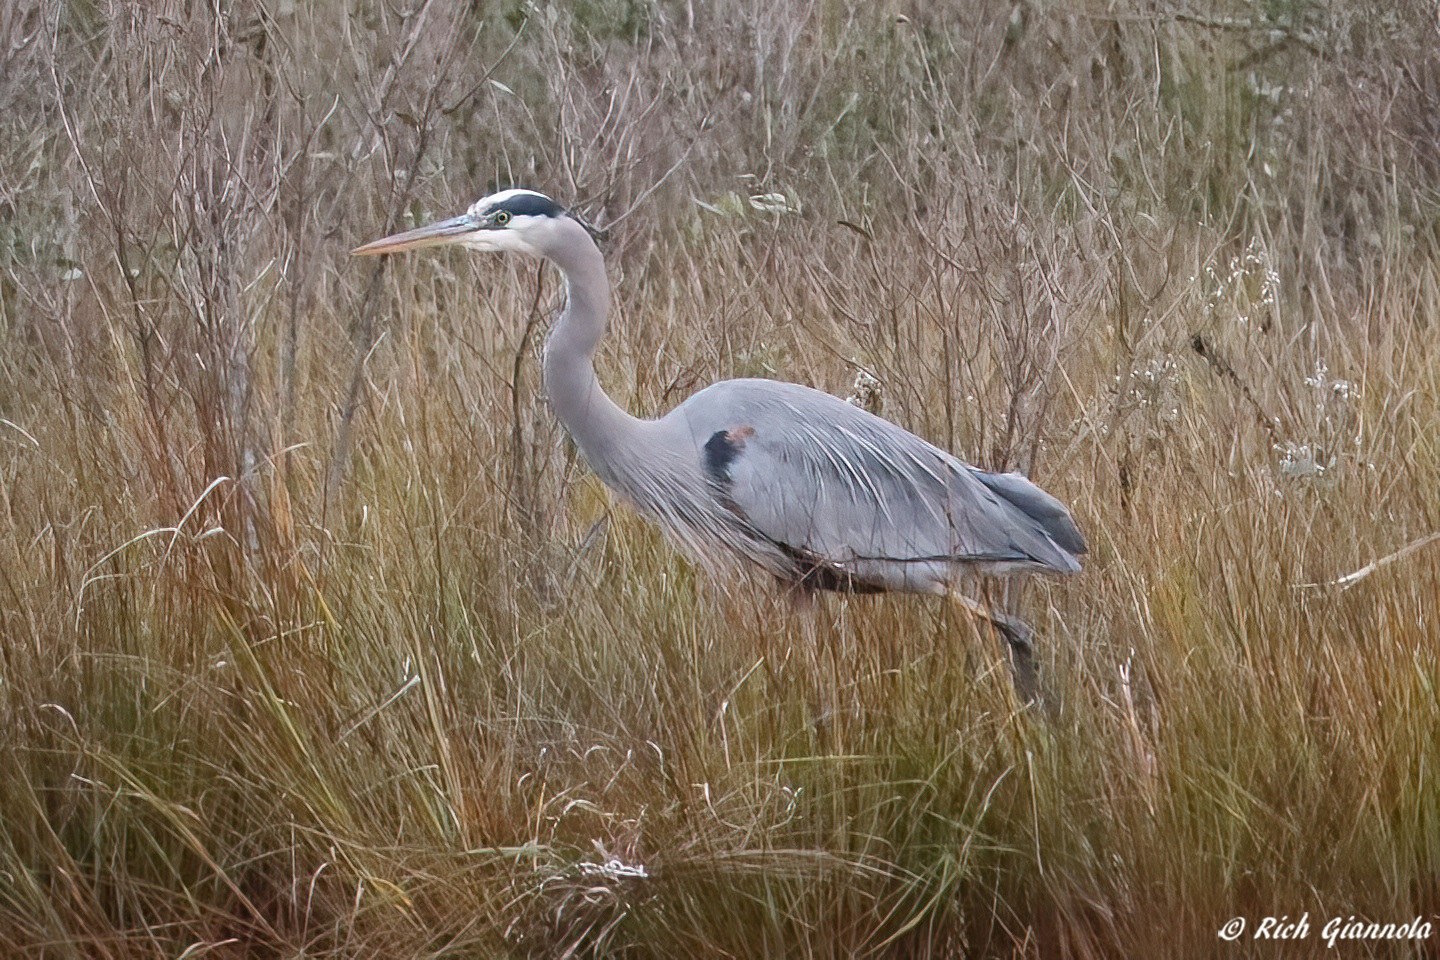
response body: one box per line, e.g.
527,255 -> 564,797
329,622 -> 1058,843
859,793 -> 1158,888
491,192 -> 565,219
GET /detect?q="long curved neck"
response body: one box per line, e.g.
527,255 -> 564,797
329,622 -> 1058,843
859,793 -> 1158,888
541,221 -> 646,483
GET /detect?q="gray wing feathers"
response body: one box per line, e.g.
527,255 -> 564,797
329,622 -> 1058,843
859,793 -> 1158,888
973,470 -> 1088,557
680,380 -> 1084,584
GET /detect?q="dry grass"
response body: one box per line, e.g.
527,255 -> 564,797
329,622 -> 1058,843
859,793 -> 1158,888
2,0 -> 1438,956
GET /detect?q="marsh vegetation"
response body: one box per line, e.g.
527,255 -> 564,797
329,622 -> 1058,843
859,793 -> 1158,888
1,0 -> 1437,955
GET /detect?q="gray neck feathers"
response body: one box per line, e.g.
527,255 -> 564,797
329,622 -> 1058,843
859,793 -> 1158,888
540,217 -> 644,484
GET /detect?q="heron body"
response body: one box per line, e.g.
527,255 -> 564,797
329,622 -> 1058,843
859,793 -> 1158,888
354,189 -> 1085,603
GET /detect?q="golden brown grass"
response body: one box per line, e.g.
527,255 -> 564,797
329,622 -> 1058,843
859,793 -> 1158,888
1,1 -> 1438,956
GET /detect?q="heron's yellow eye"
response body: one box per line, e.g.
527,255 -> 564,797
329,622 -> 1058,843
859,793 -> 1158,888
493,210 -> 511,226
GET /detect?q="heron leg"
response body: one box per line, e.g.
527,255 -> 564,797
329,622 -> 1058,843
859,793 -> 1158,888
948,593 -> 1048,709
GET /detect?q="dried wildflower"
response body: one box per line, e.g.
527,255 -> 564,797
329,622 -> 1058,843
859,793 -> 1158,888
846,369 -> 884,415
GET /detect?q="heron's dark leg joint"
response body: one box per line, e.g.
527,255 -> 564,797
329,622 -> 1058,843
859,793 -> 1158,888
990,612 -> 1035,655
971,608 -> 1046,708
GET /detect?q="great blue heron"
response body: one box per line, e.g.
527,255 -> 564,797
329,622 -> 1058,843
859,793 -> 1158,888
354,189 -> 1085,688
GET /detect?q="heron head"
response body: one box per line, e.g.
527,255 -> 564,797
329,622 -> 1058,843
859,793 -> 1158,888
352,189 -> 575,259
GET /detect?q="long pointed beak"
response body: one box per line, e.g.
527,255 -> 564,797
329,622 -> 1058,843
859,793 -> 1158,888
351,214 -> 479,256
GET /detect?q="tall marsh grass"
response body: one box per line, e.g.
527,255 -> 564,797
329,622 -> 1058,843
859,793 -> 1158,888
2,0 -> 1437,955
